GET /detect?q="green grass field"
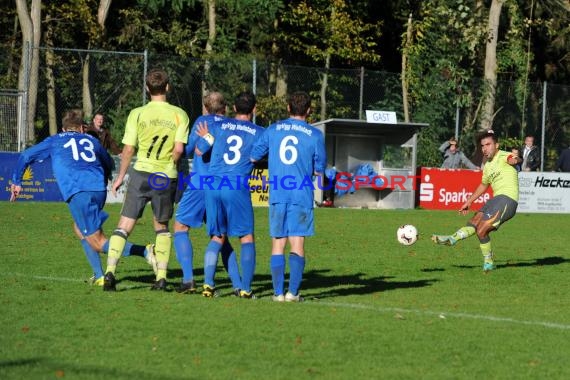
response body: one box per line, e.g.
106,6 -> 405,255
1,202 -> 570,379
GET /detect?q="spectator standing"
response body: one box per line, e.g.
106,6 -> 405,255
439,137 -> 479,169
86,113 -> 122,155
521,134 -> 540,171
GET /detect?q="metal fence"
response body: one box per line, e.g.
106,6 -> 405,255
0,90 -> 26,152
3,46 -> 569,169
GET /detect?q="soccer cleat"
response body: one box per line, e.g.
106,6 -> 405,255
233,288 -> 241,297
483,262 -> 496,272
431,234 -> 457,246
90,276 -> 104,286
239,290 -> 257,299
103,272 -> 116,291
202,284 -> 219,298
145,244 -> 158,275
272,294 -> 285,302
176,279 -> 197,294
285,292 -> 304,303
150,278 -> 167,291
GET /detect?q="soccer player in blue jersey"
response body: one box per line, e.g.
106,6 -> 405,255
10,109 -> 156,285
250,91 -> 327,302
173,91 -> 242,294
195,91 -> 265,298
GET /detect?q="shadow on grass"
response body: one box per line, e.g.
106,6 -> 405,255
118,268 -> 438,299
452,256 -> 570,270
300,269 -> 438,299
500,256 -> 570,268
0,358 -> 186,380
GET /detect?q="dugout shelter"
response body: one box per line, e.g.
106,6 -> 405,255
312,118 -> 428,209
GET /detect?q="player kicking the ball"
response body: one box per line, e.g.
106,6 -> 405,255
432,130 -> 521,271
10,109 -> 157,286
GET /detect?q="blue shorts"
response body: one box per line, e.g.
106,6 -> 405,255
67,191 -> 109,237
175,187 -> 206,228
269,203 -> 314,238
205,187 -> 254,237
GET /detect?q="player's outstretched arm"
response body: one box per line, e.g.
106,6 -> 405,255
459,183 -> 489,215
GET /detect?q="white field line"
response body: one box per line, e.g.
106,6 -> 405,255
313,301 -> 570,331
6,272 -> 570,330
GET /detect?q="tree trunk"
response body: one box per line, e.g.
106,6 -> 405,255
401,13 -> 413,123
82,54 -> 93,118
480,0 -> 503,131
97,0 -> 112,31
16,0 -> 41,144
203,0 -> 216,95
45,15 -> 57,135
82,0 -> 112,118
319,53 -> 330,121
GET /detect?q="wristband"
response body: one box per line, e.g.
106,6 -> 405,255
203,133 -> 214,146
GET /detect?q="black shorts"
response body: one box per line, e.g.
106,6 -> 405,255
479,194 -> 518,229
121,169 -> 177,224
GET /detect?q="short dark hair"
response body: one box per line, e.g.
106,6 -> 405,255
62,109 -> 85,131
234,91 -> 256,114
146,68 -> 169,95
478,129 -> 498,144
288,91 -> 311,116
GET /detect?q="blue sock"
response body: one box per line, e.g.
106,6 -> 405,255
81,239 -> 103,279
288,253 -> 305,296
221,241 -> 242,290
174,231 -> 194,283
240,242 -> 256,293
204,240 -> 222,287
270,254 -> 285,296
102,239 -> 136,258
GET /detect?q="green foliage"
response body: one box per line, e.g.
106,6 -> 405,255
280,0 -> 382,66
255,94 -> 288,126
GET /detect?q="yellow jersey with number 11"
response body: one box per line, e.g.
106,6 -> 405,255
122,100 -> 189,178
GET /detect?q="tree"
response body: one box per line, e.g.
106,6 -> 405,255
280,0 -> 381,120
479,0 -> 504,131
16,0 -> 41,144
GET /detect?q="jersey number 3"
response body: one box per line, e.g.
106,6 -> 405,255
63,137 -> 97,162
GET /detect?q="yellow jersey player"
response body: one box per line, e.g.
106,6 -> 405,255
103,68 -> 190,291
432,130 -> 521,272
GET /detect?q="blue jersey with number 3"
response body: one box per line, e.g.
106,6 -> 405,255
207,117 -> 265,179
12,132 -> 113,202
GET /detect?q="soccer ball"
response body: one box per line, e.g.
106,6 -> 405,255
397,224 -> 418,246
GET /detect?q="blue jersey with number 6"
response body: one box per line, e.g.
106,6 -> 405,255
12,131 -> 113,202
250,118 -> 326,208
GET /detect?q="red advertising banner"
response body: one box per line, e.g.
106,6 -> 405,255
418,167 -> 493,210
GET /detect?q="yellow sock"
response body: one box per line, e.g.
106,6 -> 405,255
155,232 -> 172,280
452,226 -> 475,241
480,241 -> 494,263
106,233 -> 126,274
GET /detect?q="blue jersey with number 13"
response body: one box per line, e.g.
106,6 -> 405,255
12,132 -> 113,202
